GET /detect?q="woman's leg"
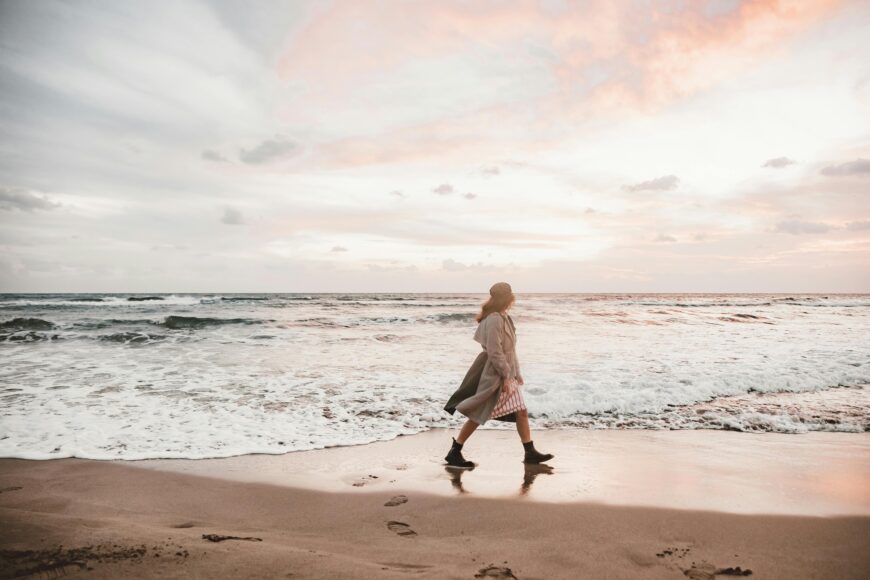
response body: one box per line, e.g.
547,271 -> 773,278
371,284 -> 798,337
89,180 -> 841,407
516,409 -> 554,463
515,409 -> 531,444
456,419 -> 479,444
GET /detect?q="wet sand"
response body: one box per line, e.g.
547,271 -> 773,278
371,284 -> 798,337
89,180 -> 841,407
1,430 -> 868,579
135,429 -> 870,516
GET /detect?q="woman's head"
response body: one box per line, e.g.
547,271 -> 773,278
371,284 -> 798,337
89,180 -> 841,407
475,282 -> 516,323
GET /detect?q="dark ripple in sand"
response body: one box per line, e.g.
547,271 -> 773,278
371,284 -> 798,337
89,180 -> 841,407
0,543 -> 188,578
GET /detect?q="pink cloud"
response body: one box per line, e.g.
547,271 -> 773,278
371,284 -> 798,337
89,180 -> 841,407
273,0 -> 845,169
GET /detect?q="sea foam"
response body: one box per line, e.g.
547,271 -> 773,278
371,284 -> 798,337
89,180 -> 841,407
0,293 -> 867,460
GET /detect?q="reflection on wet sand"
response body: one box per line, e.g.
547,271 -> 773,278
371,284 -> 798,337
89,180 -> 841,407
521,464 -> 554,495
444,465 -> 473,493
444,463 -> 555,496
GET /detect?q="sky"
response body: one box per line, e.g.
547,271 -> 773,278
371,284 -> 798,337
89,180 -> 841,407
0,0 -> 868,293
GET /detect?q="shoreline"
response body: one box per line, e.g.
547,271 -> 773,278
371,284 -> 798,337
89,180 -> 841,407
1,429 -> 868,514
116,429 -> 870,516
2,430 -> 868,579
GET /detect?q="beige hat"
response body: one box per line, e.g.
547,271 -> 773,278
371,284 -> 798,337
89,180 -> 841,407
489,282 -> 513,297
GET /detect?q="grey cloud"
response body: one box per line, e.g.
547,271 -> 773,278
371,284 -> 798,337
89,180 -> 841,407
389,190 -> 406,198
239,136 -> 299,164
820,158 -> 870,177
0,186 -> 60,212
443,258 -> 467,271
441,258 -> 500,272
623,175 -> 680,192
584,207 -> 596,214
441,258 -> 468,272
202,149 -> 227,162
462,192 -> 477,199
221,207 -> 244,225
846,220 -> 870,231
654,234 -> 676,242
774,220 -> 831,235
432,183 -> 454,195
762,157 -> 796,168
331,245 -> 348,252
481,166 -> 500,176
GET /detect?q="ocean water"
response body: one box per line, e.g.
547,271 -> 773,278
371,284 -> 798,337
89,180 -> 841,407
0,293 -> 867,460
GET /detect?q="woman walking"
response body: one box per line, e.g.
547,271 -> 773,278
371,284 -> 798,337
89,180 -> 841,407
443,282 -> 554,467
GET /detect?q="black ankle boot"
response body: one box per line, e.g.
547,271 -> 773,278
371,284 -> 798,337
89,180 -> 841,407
522,440 -> 554,464
445,437 -> 474,468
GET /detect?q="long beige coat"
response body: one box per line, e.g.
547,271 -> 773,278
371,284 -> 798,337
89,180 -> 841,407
454,311 -> 523,425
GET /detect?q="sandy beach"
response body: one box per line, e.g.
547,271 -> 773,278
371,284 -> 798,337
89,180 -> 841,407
2,0 -> 869,576
1,429 -> 868,579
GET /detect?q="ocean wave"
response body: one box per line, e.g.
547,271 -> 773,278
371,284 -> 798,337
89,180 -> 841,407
542,385 -> 869,434
0,317 -> 55,330
1,383 -> 865,460
291,317 -> 353,328
73,319 -> 156,329
98,332 -> 166,344
199,295 -> 272,304
364,316 -> 412,324
629,301 -> 774,308
220,296 -> 270,302
718,314 -> 774,324
0,303 -> 92,311
426,312 -> 476,324
1,292 -> 867,459
160,316 -> 263,329
0,331 -> 60,342
395,302 -> 478,307
338,295 -> 419,301
621,296 -> 870,308
331,295 -> 426,302
294,315 -> 419,326
0,294 -> 204,308
373,334 -> 404,342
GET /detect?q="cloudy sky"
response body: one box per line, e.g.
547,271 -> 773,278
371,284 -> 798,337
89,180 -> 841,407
1,0 -> 868,293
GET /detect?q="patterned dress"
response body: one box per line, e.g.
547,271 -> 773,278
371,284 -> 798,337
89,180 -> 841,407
490,377 -> 526,419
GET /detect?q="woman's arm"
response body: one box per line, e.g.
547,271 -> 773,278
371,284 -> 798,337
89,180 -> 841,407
483,315 -> 512,380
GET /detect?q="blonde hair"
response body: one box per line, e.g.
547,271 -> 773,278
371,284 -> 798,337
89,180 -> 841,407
475,292 -> 515,323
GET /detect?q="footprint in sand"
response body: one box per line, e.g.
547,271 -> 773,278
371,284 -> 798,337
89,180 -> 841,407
384,495 -> 408,507
386,521 -> 417,537
656,545 -> 751,579
655,544 -> 692,560
351,474 -> 380,487
683,563 -> 753,579
475,565 -> 519,579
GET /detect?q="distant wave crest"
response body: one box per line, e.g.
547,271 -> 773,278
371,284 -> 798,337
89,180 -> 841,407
160,316 -> 262,329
